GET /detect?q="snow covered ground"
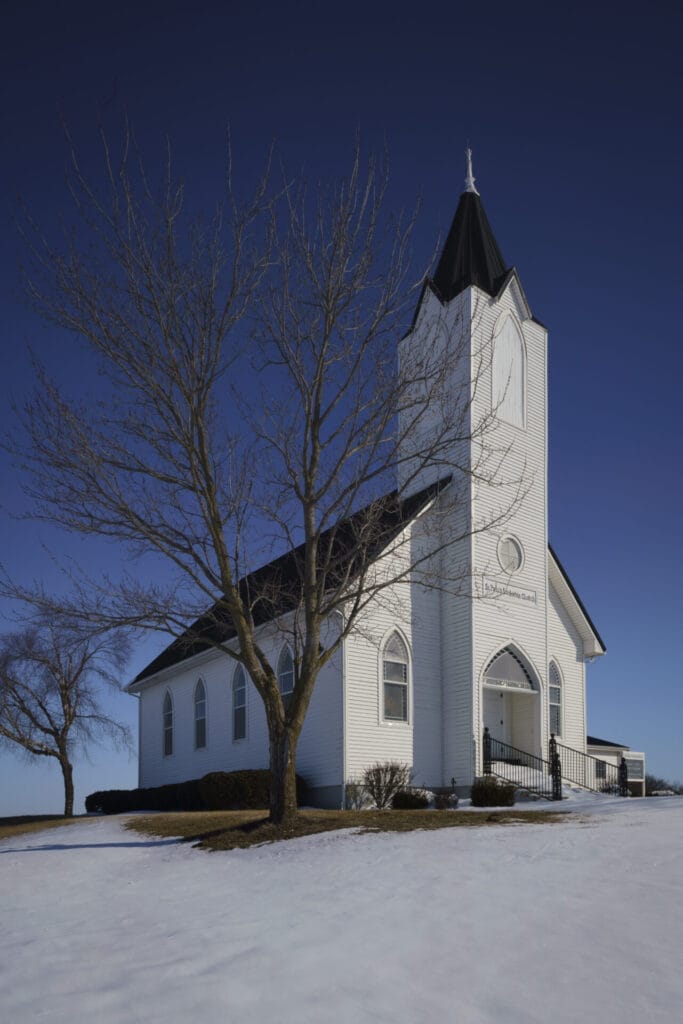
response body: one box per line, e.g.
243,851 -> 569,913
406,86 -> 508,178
2,795 -> 682,1024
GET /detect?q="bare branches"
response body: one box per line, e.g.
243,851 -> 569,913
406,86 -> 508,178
14,129 -> 276,616
9,131 -> 529,823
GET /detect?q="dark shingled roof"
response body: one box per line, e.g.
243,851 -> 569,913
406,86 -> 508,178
132,476 -> 451,684
587,735 -> 629,750
432,191 -> 509,302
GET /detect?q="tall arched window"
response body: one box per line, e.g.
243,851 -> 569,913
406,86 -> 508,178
383,632 -> 409,722
194,679 -> 207,749
278,646 -> 294,710
233,665 -> 247,741
549,662 -> 562,737
492,317 -> 525,428
163,691 -> 173,757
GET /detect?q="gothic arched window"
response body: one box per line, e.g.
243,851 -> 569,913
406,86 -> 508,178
194,679 -> 207,749
233,665 -> 247,741
492,317 -> 525,428
163,691 -> 173,757
278,645 -> 294,710
549,662 -> 562,737
383,632 -> 409,722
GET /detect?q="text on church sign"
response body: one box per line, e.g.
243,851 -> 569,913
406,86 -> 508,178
483,578 -> 537,605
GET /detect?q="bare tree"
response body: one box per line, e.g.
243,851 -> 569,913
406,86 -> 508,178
0,618 -> 131,816
9,131 -> 524,825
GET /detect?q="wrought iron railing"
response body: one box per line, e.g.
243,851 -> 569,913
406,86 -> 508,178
482,730 -> 629,801
483,727 -> 561,800
552,736 -> 628,797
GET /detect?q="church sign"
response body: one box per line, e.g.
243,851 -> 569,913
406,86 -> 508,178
624,757 -> 644,780
483,578 -> 537,606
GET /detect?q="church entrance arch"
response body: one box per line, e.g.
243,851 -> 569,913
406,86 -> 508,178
482,646 -> 540,755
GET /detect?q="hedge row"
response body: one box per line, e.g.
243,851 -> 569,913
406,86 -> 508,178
391,789 -> 430,810
85,769 -> 306,815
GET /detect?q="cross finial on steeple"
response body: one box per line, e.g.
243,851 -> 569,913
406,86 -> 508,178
464,146 -> 479,195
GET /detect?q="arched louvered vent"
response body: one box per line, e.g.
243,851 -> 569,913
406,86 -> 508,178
484,647 -> 535,691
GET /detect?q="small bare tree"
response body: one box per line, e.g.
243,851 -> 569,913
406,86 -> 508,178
0,618 -> 131,816
9,130 -> 524,826
362,762 -> 412,809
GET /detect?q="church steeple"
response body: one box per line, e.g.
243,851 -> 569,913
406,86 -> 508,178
431,151 -> 508,302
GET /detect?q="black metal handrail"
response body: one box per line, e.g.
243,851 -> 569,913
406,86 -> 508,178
552,737 -> 628,797
483,727 -> 561,800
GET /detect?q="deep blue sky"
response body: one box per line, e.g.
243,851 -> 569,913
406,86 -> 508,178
1,1 -> 682,813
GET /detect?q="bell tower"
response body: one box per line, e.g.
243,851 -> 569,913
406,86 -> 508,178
399,152 -> 549,787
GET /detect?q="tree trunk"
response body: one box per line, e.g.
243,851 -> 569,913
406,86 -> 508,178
61,758 -> 75,818
268,723 -> 299,826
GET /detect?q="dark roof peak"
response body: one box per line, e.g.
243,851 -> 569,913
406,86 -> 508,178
431,190 -> 508,303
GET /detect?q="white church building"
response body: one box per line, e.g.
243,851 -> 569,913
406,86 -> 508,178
128,159 -> 645,803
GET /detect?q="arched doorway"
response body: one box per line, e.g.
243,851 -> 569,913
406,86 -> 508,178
482,646 -> 540,755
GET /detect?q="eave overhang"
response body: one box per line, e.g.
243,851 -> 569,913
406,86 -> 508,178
548,545 -> 606,658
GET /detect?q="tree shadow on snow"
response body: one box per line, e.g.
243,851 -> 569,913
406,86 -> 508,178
0,837 -> 182,854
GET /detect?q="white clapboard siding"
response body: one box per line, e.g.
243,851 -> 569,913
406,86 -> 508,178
547,582 -> 586,752
397,286 -> 471,497
440,508 -> 475,788
405,508 -> 448,786
469,285 -> 550,774
138,624 -> 342,791
344,535 -> 415,782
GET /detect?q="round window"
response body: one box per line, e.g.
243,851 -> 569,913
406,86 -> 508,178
498,536 -> 523,574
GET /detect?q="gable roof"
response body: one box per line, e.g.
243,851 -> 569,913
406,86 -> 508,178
548,544 -> 606,657
130,476 -> 451,687
432,191 -> 509,302
130,489 -> 606,687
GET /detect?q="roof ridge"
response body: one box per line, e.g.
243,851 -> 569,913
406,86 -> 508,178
132,476 -> 451,684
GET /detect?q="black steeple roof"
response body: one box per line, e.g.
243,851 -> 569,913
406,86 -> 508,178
432,191 -> 509,302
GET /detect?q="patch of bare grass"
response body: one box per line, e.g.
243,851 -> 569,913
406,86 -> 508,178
0,815 -> 86,841
126,807 -> 568,851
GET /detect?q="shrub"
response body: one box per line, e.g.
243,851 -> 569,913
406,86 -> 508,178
199,769 -> 307,810
85,780 -> 203,814
434,791 -> 458,810
86,770 -> 306,815
199,770 -> 269,810
176,779 -> 205,811
646,773 -> 683,796
85,790 -> 115,813
344,779 -> 367,810
86,789 -> 128,813
198,770 -> 268,809
362,762 -> 412,809
470,776 -> 515,808
392,789 -> 429,810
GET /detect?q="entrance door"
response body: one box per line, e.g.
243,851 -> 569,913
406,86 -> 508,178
483,688 -> 508,745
